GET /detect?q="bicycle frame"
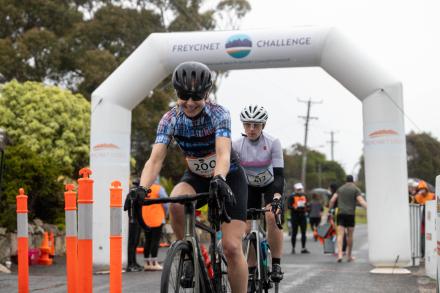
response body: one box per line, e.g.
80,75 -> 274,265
136,189 -> 228,293
182,201 -> 225,292
244,208 -> 271,291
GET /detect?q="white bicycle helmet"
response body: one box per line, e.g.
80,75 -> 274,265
294,183 -> 304,190
240,104 -> 268,123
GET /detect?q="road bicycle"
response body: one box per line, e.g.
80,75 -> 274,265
243,207 -> 283,293
135,181 -> 231,293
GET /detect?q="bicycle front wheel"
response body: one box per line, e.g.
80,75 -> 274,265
216,239 -> 231,293
161,240 -> 196,293
243,235 -> 264,293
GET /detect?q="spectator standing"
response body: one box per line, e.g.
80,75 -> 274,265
329,175 -> 367,262
413,180 -> 435,205
413,180 -> 435,257
124,180 -> 143,272
329,182 -> 347,255
309,192 -> 323,240
287,183 -> 310,254
142,177 -> 169,271
408,179 -> 418,203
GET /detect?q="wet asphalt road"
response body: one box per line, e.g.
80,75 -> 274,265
0,224 -> 436,292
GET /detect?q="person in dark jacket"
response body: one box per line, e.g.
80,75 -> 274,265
308,192 -> 323,240
287,183 -> 310,254
124,180 -> 143,272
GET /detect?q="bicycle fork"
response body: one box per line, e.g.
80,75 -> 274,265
245,220 -> 262,282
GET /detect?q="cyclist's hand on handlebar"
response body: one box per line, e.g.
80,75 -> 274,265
210,175 -> 236,206
128,186 -> 151,231
329,208 -> 335,216
130,186 -> 150,201
271,197 -> 284,230
271,196 -> 283,215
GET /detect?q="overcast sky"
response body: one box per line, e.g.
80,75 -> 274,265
215,0 -> 440,176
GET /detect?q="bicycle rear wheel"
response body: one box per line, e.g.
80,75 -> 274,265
160,240 -> 196,293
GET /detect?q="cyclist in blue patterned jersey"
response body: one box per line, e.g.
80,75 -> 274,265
233,104 -> 285,286
138,61 -> 248,292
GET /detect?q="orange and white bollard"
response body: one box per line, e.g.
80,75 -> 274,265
64,184 -> 78,293
16,188 -> 29,293
77,168 -> 93,293
110,181 -> 123,293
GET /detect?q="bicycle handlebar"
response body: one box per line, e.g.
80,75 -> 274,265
133,180 -> 234,231
141,192 -> 210,205
247,208 -> 283,230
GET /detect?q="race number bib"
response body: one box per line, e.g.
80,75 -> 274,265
186,154 -> 216,178
246,169 -> 273,187
297,200 -> 306,208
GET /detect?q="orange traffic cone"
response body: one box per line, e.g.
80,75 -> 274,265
38,232 -> 53,265
49,231 -> 55,258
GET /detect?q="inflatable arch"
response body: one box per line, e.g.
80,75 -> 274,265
91,27 -> 410,267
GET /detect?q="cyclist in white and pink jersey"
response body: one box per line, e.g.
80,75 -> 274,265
232,104 -> 285,284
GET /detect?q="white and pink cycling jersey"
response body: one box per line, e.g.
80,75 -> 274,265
232,132 -> 284,187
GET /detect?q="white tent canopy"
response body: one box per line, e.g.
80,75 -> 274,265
90,26 -> 410,267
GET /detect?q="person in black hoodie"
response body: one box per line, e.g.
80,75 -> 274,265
124,179 -> 143,272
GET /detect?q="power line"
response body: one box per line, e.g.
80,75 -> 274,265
298,98 -> 322,190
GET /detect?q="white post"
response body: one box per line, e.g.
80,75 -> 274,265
425,200 -> 436,279
435,176 -> 440,287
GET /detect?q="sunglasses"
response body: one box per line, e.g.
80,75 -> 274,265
178,92 -> 205,101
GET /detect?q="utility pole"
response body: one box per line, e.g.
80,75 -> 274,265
326,131 -> 338,161
298,98 -> 321,190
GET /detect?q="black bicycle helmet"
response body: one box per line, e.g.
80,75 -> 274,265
172,61 -> 213,97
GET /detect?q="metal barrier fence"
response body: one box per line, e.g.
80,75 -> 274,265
409,203 -> 422,266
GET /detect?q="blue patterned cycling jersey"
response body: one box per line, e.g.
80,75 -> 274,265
155,102 -> 232,158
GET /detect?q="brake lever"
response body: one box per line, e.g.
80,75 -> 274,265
275,213 -> 283,230
220,197 -> 232,223
271,199 -> 284,230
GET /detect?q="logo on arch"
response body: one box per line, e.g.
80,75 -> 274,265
225,34 -> 252,59
368,129 -> 399,138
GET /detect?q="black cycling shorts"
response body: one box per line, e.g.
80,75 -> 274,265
247,183 -> 277,210
336,213 -> 355,228
179,167 -> 248,222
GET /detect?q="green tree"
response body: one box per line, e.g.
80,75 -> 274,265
407,131 -> 440,184
0,143 -> 65,231
0,0 -> 83,81
283,143 -> 346,194
0,80 -> 90,176
0,0 -> 251,187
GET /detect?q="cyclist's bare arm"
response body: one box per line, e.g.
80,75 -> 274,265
214,136 -> 231,178
140,143 -> 167,188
